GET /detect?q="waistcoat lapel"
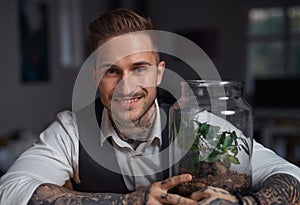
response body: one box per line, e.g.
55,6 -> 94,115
73,99 -> 128,193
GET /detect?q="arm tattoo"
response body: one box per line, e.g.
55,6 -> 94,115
243,196 -> 258,205
252,173 -> 300,205
201,199 -> 239,205
28,183 -> 149,205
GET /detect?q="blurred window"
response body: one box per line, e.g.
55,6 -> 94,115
247,6 -> 300,79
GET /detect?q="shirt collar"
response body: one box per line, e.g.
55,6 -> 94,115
100,99 -> 162,147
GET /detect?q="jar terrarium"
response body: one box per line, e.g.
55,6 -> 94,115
169,80 -> 253,196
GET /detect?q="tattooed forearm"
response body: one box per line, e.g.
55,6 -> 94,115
252,173 -> 300,205
242,196 -> 258,205
203,199 -> 239,205
126,186 -> 149,205
27,183 -> 148,205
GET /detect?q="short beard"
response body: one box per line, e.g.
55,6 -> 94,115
109,98 -> 156,142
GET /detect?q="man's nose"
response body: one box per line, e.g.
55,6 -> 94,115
117,73 -> 137,96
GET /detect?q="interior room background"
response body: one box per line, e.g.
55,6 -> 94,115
0,0 -> 300,174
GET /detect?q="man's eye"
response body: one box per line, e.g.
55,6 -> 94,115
134,67 -> 147,73
106,68 -> 119,75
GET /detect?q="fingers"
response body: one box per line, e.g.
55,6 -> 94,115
159,193 -> 197,205
147,175 -> 196,204
159,174 -> 193,190
158,174 -> 196,204
190,186 -> 238,203
190,190 -> 210,201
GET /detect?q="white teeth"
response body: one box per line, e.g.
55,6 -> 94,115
121,98 -> 139,104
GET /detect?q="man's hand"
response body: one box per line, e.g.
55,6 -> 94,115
128,174 -> 198,205
189,173 -> 300,205
189,186 -> 240,205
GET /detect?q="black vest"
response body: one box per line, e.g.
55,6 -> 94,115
72,98 -> 171,193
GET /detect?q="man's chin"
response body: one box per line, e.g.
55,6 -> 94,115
110,103 -> 141,116
111,111 -> 140,124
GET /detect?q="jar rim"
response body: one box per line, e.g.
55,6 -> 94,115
182,80 -> 244,87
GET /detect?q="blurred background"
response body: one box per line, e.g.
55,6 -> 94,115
1,0 -> 300,174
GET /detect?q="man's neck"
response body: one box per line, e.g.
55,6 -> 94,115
110,104 -> 157,149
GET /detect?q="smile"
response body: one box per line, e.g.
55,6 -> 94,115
120,98 -> 139,104
114,96 -> 142,106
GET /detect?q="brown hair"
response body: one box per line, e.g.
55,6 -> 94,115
88,8 -> 154,50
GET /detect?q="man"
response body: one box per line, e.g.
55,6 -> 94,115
0,8 -> 299,205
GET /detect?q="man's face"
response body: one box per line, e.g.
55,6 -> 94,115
92,34 -> 165,128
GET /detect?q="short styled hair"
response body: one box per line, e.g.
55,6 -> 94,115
88,8 -> 154,50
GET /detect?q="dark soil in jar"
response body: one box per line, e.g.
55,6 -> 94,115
171,160 -> 252,197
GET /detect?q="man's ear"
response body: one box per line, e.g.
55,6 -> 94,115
90,67 -> 98,87
156,61 -> 165,86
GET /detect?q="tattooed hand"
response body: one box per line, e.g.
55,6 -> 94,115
132,174 -> 198,205
190,186 -> 241,205
189,173 -> 300,205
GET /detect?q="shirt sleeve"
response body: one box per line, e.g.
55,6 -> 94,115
252,140 -> 300,189
0,110 -> 79,205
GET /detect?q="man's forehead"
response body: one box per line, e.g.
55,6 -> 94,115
93,33 -> 156,64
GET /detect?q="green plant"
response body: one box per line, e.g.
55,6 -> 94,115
172,118 -> 250,168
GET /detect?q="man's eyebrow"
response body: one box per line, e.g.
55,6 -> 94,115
98,61 -> 152,69
132,61 -> 152,67
99,63 -> 114,69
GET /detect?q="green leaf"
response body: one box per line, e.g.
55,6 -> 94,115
206,125 -> 220,141
228,155 -> 240,164
223,155 -> 231,168
216,133 -> 226,148
205,150 -> 221,162
191,137 -> 199,151
198,149 -> 212,161
231,131 -> 238,139
231,131 -> 239,146
230,147 -> 238,155
199,123 -> 210,138
223,134 -> 234,147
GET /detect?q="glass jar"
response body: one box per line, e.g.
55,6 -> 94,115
169,80 -> 253,196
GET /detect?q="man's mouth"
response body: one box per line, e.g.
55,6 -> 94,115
114,96 -> 143,107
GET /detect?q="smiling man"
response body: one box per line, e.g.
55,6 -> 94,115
90,29 -> 166,149
95,51 -> 165,145
0,8 -> 299,205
